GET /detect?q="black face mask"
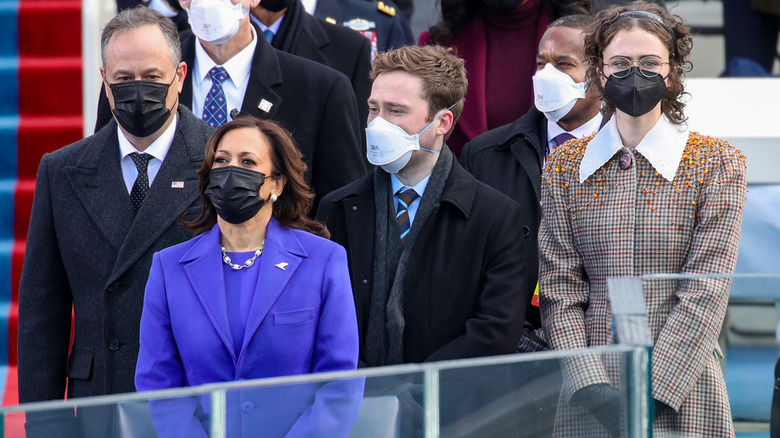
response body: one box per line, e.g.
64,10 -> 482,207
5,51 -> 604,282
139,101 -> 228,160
108,76 -> 176,137
604,67 -> 667,118
205,166 -> 275,224
258,0 -> 294,13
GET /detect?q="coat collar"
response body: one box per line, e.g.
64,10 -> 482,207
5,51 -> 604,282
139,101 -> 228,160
579,115 -> 689,183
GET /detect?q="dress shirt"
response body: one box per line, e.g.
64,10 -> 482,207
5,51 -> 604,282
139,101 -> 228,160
117,113 -> 177,194
391,173 -> 431,228
579,115 -> 690,183
546,112 -> 603,156
250,14 -> 284,36
192,27 -> 258,120
302,0 -> 318,14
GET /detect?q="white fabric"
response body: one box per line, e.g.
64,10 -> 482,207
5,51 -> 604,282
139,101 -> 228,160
547,112 -> 603,155
117,113 -> 177,194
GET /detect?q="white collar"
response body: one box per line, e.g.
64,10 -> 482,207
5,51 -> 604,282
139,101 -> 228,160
117,112 -> 178,160
547,112 -> 603,144
194,26 -> 258,90
578,115 -> 689,183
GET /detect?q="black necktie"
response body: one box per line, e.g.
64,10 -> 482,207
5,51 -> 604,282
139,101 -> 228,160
129,152 -> 152,213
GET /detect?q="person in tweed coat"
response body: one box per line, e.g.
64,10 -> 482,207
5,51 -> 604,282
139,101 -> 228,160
539,2 -> 748,437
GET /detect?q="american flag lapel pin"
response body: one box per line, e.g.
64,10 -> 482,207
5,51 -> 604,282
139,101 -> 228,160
171,181 -> 185,189
258,99 -> 273,113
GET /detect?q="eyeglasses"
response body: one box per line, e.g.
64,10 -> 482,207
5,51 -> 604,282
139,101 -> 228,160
604,56 -> 669,78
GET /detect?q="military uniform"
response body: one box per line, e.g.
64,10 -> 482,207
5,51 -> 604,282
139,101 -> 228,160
313,0 -> 414,59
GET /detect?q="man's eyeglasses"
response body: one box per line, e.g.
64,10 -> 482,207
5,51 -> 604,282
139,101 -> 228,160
604,56 -> 669,78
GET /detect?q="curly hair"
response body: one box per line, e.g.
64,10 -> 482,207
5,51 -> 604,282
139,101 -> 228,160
427,0 -> 590,45
185,117 -> 329,238
583,0 -> 693,124
371,45 -> 468,138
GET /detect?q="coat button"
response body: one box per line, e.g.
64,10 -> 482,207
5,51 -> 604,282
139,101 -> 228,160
352,206 -> 358,211
108,338 -> 120,351
362,279 -> 368,285
619,153 -> 633,170
242,401 -> 254,412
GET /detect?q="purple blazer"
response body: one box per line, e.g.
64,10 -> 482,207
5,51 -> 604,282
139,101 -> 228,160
135,217 -> 361,437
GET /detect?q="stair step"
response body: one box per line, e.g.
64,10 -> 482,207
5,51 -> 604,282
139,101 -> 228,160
0,117 -> 17,180
0,2 -> 18,58
17,115 -> 83,180
19,57 -> 82,117
14,180 -> 33,241
0,58 -> 18,117
18,1 -> 81,58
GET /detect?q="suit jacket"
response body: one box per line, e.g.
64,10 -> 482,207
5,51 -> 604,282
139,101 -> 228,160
269,0 -> 372,132
96,27 -> 366,211
460,108 -> 546,328
17,108 -> 212,427
317,161 -> 530,365
135,218 -> 360,437
539,133 -> 747,436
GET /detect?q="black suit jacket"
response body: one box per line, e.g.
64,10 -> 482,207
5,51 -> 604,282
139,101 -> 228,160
317,161 -> 529,365
18,108 -> 211,405
269,0 -> 372,131
96,27 -> 366,210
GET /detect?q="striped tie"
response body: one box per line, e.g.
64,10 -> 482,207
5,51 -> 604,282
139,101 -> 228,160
396,187 -> 419,246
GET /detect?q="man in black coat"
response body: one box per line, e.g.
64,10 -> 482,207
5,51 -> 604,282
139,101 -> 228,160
18,8 -> 213,436
460,15 -> 603,330
250,0 -> 372,131
96,0 -> 366,211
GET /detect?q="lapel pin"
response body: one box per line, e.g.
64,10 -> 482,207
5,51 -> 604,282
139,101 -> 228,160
171,181 -> 185,189
275,262 -> 288,271
258,99 -> 273,113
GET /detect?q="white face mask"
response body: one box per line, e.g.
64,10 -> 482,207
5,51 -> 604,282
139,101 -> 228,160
532,63 -> 587,123
188,0 -> 248,45
365,107 -> 452,174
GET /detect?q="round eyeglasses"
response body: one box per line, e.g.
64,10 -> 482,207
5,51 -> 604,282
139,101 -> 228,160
604,56 -> 669,78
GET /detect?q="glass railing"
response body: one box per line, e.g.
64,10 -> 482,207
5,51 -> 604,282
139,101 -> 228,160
0,345 -> 649,438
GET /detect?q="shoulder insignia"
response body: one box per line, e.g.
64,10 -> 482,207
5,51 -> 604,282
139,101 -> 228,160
344,18 -> 376,31
325,17 -> 337,24
377,1 -> 396,17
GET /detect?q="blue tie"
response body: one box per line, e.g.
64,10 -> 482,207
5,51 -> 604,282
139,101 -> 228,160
202,66 -> 229,127
263,29 -> 274,43
547,132 -> 576,156
396,187 -> 419,246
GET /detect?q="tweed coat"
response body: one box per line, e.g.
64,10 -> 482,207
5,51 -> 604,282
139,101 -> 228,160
539,117 -> 747,437
18,107 -> 212,434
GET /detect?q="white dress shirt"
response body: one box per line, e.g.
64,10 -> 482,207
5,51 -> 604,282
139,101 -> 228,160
117,113 -> 178,194
579,115 -> 690,183
192,27 -> 258,121
301,0 -> 319,14
546,112 -> 603,157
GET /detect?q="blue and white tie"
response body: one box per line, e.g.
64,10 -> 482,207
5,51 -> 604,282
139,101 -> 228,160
202,66 -> 230,127
396,187 -> 419,246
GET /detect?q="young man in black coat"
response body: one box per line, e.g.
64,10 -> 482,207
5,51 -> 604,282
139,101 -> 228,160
460,15 -> 603,330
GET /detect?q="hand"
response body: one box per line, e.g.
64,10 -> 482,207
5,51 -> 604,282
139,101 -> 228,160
570,383 -> 622,437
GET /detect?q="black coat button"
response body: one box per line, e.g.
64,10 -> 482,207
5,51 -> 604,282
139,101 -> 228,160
108,338 -> 120,351
352,206 -> 358,211
619,153 -> 633,170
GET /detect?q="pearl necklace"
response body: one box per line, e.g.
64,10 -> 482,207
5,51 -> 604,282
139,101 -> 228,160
221,240 -> 264,270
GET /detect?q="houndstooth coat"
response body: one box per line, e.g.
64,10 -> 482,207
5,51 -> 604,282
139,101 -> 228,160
539,116 -> 747,437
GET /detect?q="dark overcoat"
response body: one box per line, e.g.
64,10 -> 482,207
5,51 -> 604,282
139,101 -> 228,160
96,26 -> 366,210
18,108 -> 211,411
317,161 -> 530,364
460,108 -> 546,327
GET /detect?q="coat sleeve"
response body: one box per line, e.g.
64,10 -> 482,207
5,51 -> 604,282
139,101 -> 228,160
310,74 -> 366,214
538,154 -> 611,397
17,153 -> 73,404
135,253 -> 209,438
284,244 -> 363,438
425,199 -> 528,362
651,143 -> 747,410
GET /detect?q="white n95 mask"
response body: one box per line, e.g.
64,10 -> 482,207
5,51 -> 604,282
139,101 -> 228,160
532,63 -> 587,123
365,108 -> 451,174
188,0 -> 247,45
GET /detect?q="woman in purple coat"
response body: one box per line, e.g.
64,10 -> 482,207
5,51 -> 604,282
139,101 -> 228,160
135,117 -> 361,437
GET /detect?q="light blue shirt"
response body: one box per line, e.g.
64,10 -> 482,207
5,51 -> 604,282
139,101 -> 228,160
390,173 -> 430,228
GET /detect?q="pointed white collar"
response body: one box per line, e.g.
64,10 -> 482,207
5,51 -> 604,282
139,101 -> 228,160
578,115 -> 689,183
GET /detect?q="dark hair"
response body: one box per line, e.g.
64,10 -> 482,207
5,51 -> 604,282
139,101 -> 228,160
101,6 -> 181,69
186,117 -> 329,239
584,0 -> 693,124
371,45 -> 467,139
428,0 -> 590,45
548,13 -> 594,30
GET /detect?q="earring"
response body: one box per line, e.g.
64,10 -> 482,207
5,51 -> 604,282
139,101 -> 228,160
270,193 -> 278,203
